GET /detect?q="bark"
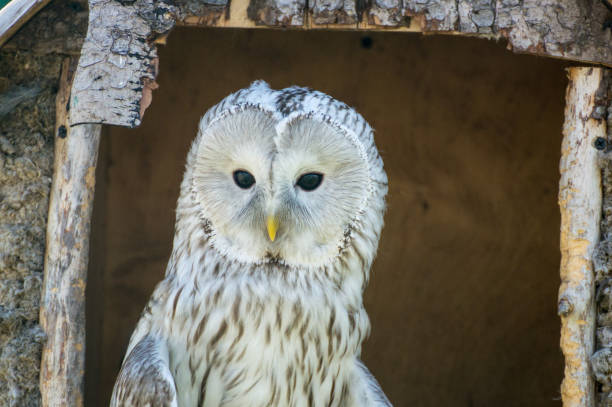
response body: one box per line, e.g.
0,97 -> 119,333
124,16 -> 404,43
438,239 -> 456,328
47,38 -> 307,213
68,0 -> 612,127
247,0 -> 306,25
244,0 -> 612,68
559,67 -> 607,407
68,0 -> 168,127
2,0 -> 89,55
310,0 -> 358,24
591,70 -> 612,407
39,58 -> 101,407
0,0 -> 51,47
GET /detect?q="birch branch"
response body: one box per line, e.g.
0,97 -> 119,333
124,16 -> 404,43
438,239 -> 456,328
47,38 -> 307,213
559,66 -> 606,407
40,58 -> 102,407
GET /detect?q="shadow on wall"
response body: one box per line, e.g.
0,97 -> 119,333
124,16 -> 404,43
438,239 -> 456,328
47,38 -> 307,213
87,27 -> 567,407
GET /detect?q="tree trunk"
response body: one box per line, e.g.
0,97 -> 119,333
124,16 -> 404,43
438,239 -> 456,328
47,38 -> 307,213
39,58 -> 101,407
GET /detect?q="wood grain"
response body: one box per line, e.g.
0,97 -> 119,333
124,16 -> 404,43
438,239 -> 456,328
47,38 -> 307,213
0,0 -> 50,47
40,58 -> 102,407
558,67 -> 606,407
70,0 -> 612,128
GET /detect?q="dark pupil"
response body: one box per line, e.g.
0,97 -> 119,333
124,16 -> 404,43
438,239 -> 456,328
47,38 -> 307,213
233,170 -> 255,189
297,173 -> 323,191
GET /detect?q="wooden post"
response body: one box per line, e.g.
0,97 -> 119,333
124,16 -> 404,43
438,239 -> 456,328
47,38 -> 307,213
558,67 -> 606,407
39,58 -> 102,406
0,0 -> 51,47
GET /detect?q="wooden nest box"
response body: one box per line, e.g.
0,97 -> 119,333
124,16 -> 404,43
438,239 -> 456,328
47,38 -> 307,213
1,0 -> 612,406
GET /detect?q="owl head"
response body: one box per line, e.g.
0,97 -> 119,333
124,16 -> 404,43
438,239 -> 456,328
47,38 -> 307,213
178,81 -> 387,271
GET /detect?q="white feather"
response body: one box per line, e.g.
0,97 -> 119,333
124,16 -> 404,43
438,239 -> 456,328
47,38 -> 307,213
112,81 -> 391,407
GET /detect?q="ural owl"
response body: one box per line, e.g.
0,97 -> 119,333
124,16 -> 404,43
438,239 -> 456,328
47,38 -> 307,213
111,81 -> 391,407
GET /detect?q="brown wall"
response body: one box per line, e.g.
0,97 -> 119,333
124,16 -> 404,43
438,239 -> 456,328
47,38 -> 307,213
88,27 -> 568,406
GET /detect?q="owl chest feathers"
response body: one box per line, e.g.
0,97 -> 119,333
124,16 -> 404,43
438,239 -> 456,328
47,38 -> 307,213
142,248 -> 371,407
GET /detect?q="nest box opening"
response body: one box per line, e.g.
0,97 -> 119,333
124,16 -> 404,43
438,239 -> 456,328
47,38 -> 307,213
87,27 -> 569,406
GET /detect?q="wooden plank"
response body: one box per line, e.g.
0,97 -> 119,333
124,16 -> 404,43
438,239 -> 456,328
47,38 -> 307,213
40,57 -> 102,407
73,0 -> 612,128
0,0 -> 50,47
558,67 -> 606,407
180,0 -> 420,29
182,0 -> 612,66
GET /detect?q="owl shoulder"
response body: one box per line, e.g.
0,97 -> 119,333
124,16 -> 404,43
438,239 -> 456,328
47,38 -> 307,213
110,335 -> 177,407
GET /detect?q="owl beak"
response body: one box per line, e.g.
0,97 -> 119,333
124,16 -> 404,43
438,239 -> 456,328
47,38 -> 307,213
266,215 -> 279,242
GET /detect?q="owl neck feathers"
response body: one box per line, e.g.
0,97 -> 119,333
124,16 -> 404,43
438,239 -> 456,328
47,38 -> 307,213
165,131 -> 386,310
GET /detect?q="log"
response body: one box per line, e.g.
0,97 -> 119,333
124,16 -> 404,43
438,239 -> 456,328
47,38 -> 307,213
68,0 -> 170,127
310,0 -> 358,25
558,67 -> 607,407
180,0 -> 419,29
241,0 -> 612,66
40,58 -> 102,407
0,0 -> 51,47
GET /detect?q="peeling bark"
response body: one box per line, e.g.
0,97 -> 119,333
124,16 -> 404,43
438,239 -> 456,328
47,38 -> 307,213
2,0 -> 89,55
368,0 -> 404,26
0,0 -> 52,47
70,0 -> 612,127
68,0 -> 167,127
247,0 -> 306,25
244,0 -> 612,66
559,67 -> 606,407
591,69 -> 612,407
311,0 -> 358,25
494,0 -> 612,66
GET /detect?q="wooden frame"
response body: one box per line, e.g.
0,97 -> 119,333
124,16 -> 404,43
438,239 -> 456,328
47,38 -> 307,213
558,67 -> 608,407
40,58 -> 102,406
0,0 -> 52,47
3,0 -> 603,404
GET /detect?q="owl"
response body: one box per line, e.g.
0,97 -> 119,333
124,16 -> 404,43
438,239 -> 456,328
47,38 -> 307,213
110,81 -> 391,407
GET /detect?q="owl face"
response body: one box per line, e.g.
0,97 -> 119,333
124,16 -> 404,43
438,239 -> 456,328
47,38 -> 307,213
192,108 -> 371,268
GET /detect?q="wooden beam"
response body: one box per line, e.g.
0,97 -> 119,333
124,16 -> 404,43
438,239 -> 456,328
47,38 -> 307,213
69,0 -> 161,127
179,0 -> 421,31
558,67 -> 606,407
180,0 -> 612,67
0,0 -> 50,47
40,58 -> 102,407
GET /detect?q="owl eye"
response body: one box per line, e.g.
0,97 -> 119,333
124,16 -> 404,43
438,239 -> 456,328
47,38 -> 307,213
296,172 -> 323,191
233,170 -> 256,189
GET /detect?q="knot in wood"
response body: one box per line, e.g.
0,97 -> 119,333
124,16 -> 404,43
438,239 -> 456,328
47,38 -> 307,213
558,297 -> 574,316
57,125 -> 67,139
594,137 -> 607,151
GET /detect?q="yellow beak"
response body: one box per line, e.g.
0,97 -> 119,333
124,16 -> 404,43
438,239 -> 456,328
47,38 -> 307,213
267,215 -> 279,242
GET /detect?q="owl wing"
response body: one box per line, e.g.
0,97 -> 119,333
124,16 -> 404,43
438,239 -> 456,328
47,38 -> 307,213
110,334 -> 178,407
351,359 -> 393,407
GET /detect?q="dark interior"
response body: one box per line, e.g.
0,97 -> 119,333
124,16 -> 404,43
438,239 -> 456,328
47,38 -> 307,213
87,27 -> 568,406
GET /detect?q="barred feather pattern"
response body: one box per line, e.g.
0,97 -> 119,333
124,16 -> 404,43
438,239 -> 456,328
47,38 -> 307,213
111,82 -> 391,407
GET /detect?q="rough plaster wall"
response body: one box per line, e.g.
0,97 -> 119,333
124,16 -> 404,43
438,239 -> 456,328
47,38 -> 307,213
0,0 -> 87,405
92,28 -> 567,406
0,51 -> 60,406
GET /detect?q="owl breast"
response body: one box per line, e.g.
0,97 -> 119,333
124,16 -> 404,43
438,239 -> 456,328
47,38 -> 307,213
112,82 -> 391,407
151,261 -> 369,407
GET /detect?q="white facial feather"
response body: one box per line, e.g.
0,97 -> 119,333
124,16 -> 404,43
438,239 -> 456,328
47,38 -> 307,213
186,81 -> 386,269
